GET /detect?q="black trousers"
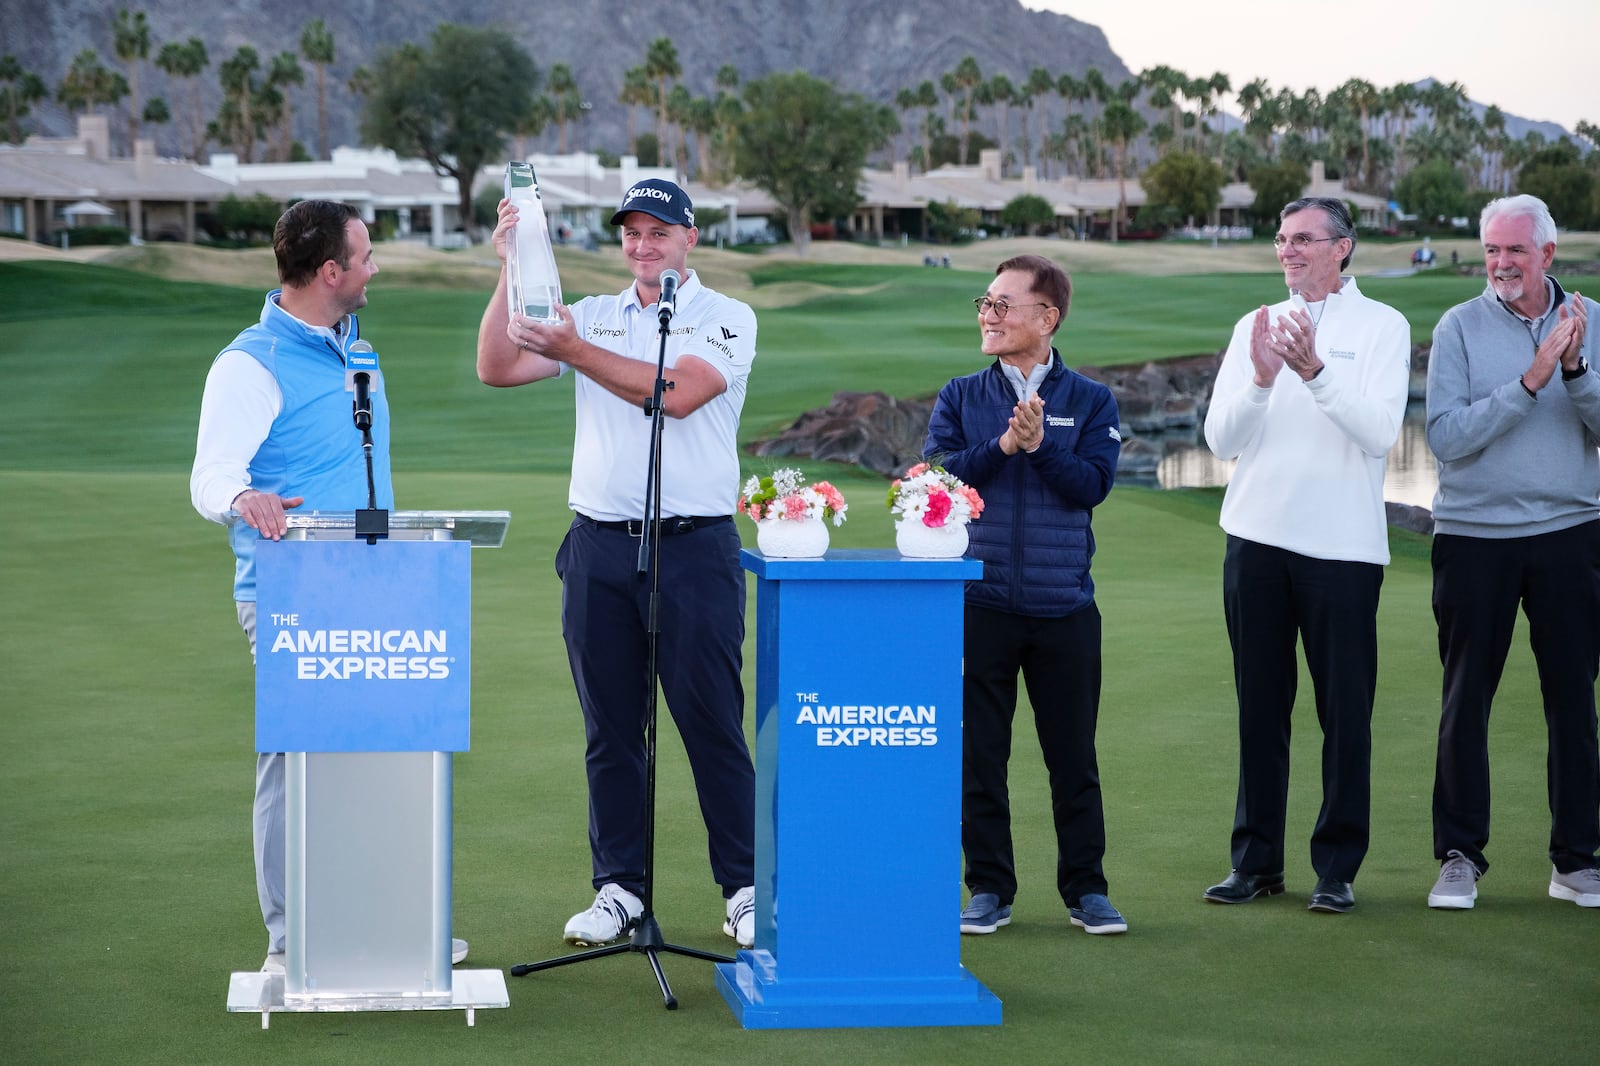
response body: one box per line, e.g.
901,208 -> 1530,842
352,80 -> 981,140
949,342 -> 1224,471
1431,521 -> 1600,875
1222,536 -> 1382,883
962,602 -> 1108,909
555,516 -> 755,898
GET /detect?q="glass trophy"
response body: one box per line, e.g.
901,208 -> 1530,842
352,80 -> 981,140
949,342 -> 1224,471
504,162 -> 563,324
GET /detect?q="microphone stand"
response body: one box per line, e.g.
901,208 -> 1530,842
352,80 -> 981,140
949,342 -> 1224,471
352,371 -> 388,544
509,293 -> 732,1010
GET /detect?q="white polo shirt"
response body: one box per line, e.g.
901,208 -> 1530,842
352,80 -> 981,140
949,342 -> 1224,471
563,270 -> 757,520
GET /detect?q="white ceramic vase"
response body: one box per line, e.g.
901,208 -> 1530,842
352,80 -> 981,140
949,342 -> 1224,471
756,517 -> 829,558
895,518 -> 969,559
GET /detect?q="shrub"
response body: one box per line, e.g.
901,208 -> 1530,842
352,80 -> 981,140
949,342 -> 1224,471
53,225 -> 131,246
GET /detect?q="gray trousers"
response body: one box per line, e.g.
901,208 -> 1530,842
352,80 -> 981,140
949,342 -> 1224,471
237,601 -> 286,955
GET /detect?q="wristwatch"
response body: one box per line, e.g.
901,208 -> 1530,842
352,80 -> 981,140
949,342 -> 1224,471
1563,357 -> 1590,381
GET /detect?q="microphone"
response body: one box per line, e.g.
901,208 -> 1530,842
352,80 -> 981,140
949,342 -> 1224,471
657,269 -> 680,324
348,339 -> 375,432
345,338 -> 386,539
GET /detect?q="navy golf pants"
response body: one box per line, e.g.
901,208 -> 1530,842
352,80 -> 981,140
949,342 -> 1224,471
555,515 -> 755,898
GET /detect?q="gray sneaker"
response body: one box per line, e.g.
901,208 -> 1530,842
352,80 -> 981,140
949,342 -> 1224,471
1549,866 -> 1600,908
1428,850 -> 1479,909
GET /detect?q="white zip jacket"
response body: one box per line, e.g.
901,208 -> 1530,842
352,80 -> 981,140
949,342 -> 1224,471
1204,276 -> 1411,564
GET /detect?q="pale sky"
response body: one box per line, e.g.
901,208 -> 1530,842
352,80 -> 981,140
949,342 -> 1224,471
1027,1 -> 1597,135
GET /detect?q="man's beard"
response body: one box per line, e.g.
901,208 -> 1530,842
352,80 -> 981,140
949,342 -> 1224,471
1491,272 -> 1524,304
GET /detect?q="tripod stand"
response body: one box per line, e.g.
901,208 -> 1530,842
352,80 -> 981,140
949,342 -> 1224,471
509,279 -> 734,1010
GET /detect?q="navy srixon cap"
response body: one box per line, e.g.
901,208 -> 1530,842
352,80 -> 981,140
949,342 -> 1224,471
610,178 -> 695,228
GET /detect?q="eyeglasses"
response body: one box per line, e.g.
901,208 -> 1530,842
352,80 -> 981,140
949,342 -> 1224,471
1271,234 -> 1339,250
974,296 -> 1052,319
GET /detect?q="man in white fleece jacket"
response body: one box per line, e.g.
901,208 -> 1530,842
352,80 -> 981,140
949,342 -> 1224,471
1201,196 -> 1411,916
1424,194 -> 1600,912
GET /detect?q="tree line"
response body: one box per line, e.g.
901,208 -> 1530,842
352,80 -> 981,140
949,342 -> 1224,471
3,11 -> 1597,242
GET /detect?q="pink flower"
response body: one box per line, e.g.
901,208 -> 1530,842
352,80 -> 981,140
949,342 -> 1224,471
924,487 -> 952,527
958,485 -> 984,519
782,494 -> 810,521
905,462 -> 930,478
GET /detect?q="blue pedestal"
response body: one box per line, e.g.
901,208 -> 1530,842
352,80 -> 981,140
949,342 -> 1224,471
715,549 -> 1002,1029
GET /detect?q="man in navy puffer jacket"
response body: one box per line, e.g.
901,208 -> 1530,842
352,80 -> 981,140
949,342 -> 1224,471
926,254 -> 1127,936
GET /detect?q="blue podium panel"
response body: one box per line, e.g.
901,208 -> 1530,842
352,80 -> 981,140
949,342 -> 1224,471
255,539 -> 472,752
716,549 -> 1001,1029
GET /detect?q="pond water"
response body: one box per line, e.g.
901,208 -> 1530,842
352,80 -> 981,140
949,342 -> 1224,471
1139,403 -> 1437,509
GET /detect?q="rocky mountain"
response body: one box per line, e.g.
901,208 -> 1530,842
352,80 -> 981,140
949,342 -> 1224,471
3,0 -> 1131,159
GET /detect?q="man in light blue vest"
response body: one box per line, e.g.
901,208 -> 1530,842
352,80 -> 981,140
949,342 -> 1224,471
190,200 -> 465,972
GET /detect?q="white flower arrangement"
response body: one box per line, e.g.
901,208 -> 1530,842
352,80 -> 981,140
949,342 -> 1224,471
886,463 -> 985,528
738,468 -> 848,526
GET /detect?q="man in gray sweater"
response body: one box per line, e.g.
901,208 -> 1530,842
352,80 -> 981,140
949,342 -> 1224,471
1425,193 -> 1600,910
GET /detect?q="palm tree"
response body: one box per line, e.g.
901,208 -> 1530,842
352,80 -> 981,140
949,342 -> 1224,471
1238,77 -> 1279,156
618,66 -> 651,157
1144,81 -> 1175,158
709,64 -> 741,183
683,93 -> 715,180
986,73 -> 1017,175
547,64 -> 582,153
947,55 -> 983,166
1322,87 -> 1363,185
1421,80 -> 1469,141
1336,78 -> 1379,188
1065,112 -> 1091,181
666,83 -> 694,174
1018,66 -> 1054,172
1499,130 -> 1546,191
0,55 -> 48,144
1055,73 -> 1086,177
1041,126 -> 1069,181
214,46 -> 261,162
1081,67 -> 1109,105
643,37 -> 680,173
1479,104 -> 1507,193
1100,81 -> 1146,241
1141,65 -> 1187,149
265,51 -> 302,161
155,38 -> 207,161
912,80 -> 938,173
1235,78 -> 1268,129
1203,72 -> 1231,156
1148,121 -> 1176,159
298,18 -> 334,160
1384,81 -> 1418,184
1219,129 -> 1262,182
141,95 -> 170,136
894,85 -> 921,165
1079,69 -> 1109,177
57,48 -> 126,117
1284,87 -> 1322,145
112,9 -> 150,152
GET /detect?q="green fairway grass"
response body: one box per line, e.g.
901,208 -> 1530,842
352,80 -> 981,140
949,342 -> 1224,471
1,255 -> 1590,1064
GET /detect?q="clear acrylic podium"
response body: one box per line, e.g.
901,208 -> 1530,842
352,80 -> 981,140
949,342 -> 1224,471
225,511 -> 511,1028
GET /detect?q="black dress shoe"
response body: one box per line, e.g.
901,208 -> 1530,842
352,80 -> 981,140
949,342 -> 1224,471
1308,876 -> 1354,913
1203,870 -> 1286,904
